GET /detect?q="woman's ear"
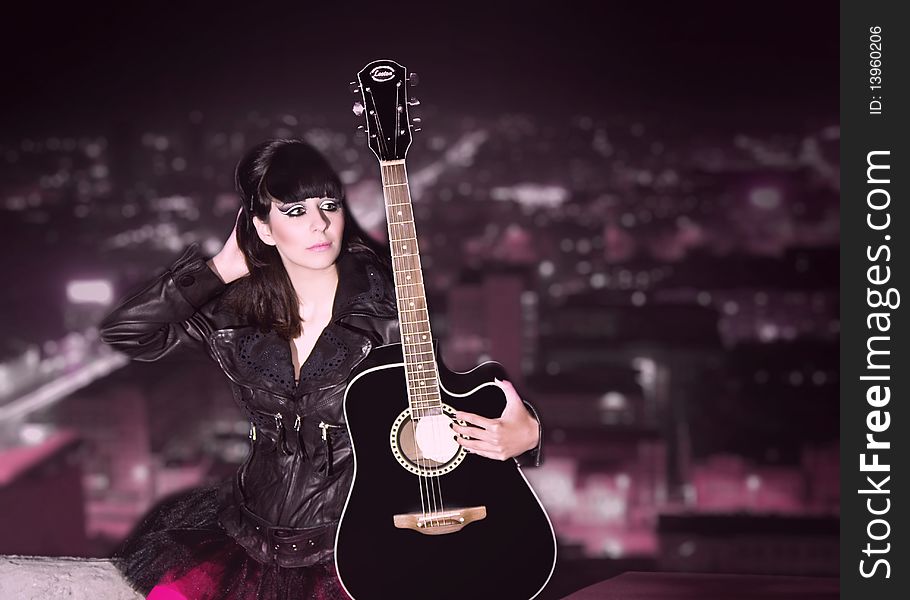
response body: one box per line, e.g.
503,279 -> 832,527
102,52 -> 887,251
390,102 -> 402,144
252,215 -> 277,247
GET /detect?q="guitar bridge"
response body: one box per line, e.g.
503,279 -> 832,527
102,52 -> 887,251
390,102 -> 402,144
392,506 -> 487,535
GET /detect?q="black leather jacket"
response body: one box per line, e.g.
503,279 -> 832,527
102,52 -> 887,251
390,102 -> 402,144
99,243 -> 542,568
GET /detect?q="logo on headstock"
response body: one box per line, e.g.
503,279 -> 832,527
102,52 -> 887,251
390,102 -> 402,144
370,66 -> 395,83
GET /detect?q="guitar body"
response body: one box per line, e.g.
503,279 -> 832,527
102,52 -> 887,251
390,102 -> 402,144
335,343 -> 556,600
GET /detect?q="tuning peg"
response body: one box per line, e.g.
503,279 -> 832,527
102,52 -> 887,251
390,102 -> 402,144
352,101 -> 365,116
410,112 -> 423,131
349,81 -> 360,95
408,98 -> 423,122
408,72 -> 419,87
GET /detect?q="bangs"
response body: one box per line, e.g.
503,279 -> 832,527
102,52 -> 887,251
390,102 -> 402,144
260,143 -> 345,204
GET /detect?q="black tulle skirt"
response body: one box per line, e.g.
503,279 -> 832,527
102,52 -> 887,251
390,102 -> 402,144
111,484 -> 350,600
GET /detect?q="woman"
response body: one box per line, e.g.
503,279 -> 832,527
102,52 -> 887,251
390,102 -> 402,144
99,139 -> 543,600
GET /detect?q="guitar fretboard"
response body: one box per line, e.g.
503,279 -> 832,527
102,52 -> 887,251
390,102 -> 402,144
380,161 -> 441,417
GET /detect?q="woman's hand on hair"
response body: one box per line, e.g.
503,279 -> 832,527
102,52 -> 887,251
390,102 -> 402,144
208,208 -> 250,284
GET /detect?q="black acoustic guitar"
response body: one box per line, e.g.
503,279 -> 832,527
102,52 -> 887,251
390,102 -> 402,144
334,60 -> 557,600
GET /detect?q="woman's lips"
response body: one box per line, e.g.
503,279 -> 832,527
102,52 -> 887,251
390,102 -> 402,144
307,242 -> 332,251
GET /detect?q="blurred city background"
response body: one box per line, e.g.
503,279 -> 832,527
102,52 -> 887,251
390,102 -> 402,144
0,1 -> 838,595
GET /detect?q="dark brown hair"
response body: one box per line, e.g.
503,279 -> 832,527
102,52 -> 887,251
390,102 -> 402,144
224,139 -> 389,339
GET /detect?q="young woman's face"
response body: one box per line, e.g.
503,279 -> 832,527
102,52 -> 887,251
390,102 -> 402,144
254,197 -> 345,271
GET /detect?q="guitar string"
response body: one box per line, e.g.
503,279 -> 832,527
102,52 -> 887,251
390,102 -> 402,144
377,145 -> 431,522
395,80 -> 447,524
387,160 -> 445,525
374,83 -> 455,526
385,158 -> 447,525
393,80 -> 400,162
371,99 -> 428,520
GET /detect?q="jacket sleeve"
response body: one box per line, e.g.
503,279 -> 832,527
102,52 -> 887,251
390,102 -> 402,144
515,398 -> 544,468
98,243 -> 228,361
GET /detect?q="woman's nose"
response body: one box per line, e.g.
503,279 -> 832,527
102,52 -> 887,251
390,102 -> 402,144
309,210 -> 330,232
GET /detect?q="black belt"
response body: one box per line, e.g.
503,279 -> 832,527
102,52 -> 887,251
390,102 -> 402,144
232,472 -> 335,565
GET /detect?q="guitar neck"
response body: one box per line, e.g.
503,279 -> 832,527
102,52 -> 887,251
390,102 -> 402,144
380,160 -> 441,416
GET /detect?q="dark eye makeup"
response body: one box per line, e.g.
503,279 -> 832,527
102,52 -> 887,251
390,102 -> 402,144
278,199 -> 341,217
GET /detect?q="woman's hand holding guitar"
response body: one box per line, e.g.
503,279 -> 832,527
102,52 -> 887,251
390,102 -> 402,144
453,378 -> 540,461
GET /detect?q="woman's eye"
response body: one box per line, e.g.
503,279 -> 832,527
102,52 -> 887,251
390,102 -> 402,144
280,200 -> 339,216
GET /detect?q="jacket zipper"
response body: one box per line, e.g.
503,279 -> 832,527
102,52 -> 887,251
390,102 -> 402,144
294,413 -> 307,460
318,421 -> 344,476
275,410 -> 305,522
275,412 -> 290,455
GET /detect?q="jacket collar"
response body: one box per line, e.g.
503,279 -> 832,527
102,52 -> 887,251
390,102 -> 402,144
207,249 -> 396,399
331,249 -> 396,320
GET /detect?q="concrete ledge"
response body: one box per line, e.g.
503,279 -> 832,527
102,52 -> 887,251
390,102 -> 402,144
0,555 -> 143,599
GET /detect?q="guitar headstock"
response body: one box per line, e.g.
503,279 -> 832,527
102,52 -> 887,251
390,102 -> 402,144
354,59 -> 416,162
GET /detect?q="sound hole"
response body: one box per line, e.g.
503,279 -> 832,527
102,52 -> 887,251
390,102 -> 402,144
399,415 -> 448,469
390,406 -> 467,476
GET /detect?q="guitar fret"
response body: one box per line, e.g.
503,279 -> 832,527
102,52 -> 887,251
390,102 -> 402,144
399,312 -> 428,318
401,327 -> 432,335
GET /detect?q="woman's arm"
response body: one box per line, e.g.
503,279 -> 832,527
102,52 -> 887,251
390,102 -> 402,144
98,243 -> 229,361
515,397 -> 544,468
100,210 -> 248,361
453,378 -> 544,467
